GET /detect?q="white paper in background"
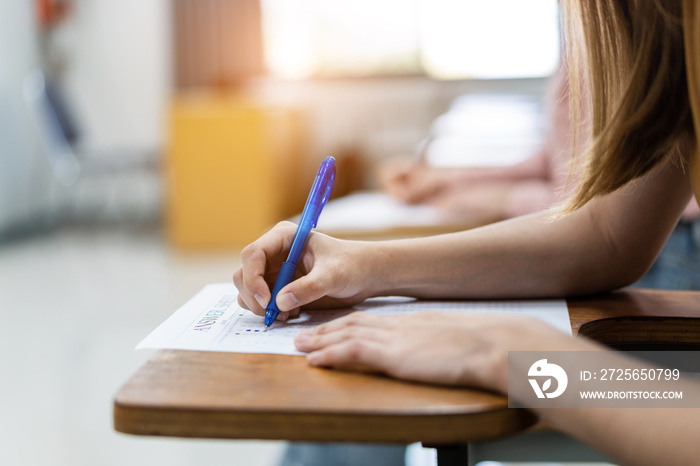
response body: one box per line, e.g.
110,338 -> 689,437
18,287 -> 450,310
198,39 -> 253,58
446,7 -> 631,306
426,94 -> 546,168
315,191 -> 446,234
137,283 -> 571,356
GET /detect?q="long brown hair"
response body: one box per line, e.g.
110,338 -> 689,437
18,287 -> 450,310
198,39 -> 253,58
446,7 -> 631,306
561,0 -> 694,213
683,0 -> 700,194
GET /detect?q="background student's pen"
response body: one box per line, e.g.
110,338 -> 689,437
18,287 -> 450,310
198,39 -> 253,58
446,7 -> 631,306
263,156 -> 336,330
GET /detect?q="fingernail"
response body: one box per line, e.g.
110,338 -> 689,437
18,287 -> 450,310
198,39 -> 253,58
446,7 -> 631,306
277,292 -> 298,311
254,294 -> 267,309
295,330 -> 310,345
307,352 -> 320,366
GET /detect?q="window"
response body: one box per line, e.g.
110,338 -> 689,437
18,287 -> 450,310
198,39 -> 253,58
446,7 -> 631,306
261,0 -> 560,79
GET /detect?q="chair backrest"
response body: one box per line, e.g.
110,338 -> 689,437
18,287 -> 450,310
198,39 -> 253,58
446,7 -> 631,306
23,69 -> 81,187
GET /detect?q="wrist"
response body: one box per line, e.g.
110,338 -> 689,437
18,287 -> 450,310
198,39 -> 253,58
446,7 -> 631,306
357,240 -> 400,297
481,325 -> 514,394
364,239 -> 429,297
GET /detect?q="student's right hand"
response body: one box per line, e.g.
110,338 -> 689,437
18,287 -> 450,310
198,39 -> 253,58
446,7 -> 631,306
233,222 -> 377,322
378,158 -> 446,204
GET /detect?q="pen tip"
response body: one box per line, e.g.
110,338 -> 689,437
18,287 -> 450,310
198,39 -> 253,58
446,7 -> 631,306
263,326 -> 268,332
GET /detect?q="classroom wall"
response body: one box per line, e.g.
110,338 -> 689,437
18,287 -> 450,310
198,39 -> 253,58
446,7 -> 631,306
60,0 -> 171,154
57,1 -> 546,167
0,0 -> 57,234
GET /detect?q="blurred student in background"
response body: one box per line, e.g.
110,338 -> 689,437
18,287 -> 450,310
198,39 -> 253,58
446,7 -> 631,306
380,65 -> 575,220
380,64 -> 700,291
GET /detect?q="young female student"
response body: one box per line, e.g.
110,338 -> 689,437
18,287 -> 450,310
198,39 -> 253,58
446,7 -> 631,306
234,1 -> 700,464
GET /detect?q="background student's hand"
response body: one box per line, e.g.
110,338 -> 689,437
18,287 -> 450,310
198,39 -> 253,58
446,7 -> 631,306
426,181 -> 514,218
233,221 -> 376,322
377,158 -> 447,204
295,311 -> 592,394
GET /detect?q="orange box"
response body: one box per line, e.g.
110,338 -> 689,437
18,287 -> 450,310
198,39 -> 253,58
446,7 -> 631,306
166,94 -> 308,249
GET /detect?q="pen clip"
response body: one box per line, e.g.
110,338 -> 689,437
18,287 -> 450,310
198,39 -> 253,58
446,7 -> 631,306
286,157 -> 336,266
310,157 -> 336,227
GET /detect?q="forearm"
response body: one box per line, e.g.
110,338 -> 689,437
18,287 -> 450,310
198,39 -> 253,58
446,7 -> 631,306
499,323 -> 700,466
367,161 -> 691,299
519,336 -> 700,465
368,211 -> 622,299
538,406 -> 700,466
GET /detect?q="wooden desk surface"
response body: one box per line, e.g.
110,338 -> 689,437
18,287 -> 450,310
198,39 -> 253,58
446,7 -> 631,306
114,288 -> 700,443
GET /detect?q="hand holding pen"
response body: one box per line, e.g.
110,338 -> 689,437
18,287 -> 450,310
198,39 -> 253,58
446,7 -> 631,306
232,157 -> 375,327
262,157 -> 336,330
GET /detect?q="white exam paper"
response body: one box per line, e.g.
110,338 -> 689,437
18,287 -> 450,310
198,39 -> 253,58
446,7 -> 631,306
136,283 -> 571,356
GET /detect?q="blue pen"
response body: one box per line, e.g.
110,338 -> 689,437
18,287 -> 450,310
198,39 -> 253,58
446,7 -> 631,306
264,156 -> 336,330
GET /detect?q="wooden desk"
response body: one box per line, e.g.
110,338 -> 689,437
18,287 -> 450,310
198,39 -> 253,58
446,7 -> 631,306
113,289 -> 700,459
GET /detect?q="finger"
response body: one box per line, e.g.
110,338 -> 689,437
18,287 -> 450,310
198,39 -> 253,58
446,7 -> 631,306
239,248 -> 275,307
273,265 -> 337,312
275,308 -> 300,322
407,180 -> 439,204
306,339 -> 390,372
234,268 -> 266,315
389,179 -> 415,202
239,222 -> 296,308
237,293 -> 268,316
236,286 -> 268,317
234,269 -> 267,315
295,323 -> 389,352
232,267 -> 244,293
237,294 -> 249,310
307,312 -> 392,338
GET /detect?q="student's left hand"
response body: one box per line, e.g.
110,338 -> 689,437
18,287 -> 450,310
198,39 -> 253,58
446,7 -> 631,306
295,311 -> 591,394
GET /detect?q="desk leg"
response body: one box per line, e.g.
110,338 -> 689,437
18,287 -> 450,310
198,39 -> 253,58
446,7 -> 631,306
422,443 -> 469,466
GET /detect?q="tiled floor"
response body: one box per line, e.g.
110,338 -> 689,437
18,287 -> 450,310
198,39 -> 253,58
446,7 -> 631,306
0,228 -> 284,466
0,227 -> 618,466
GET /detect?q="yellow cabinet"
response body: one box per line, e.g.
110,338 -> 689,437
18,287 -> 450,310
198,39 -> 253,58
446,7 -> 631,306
167,94 -> 308,249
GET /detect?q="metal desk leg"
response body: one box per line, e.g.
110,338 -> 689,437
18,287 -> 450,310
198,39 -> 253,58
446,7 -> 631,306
423,443 -> 470,466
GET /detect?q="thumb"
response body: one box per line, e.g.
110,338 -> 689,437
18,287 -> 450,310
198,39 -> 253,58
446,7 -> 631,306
275,268 -> 335,312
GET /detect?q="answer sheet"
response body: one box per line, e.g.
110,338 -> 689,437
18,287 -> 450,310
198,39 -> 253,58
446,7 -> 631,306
137,283 -> 571,355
